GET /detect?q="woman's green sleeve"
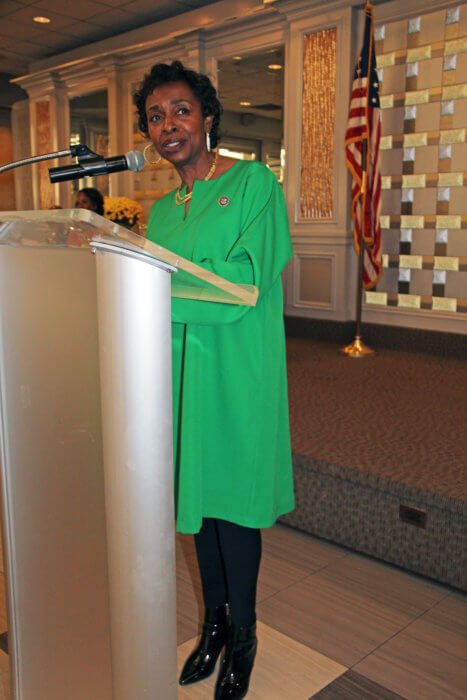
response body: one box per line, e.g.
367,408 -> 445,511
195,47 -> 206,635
171,168 -> 293,326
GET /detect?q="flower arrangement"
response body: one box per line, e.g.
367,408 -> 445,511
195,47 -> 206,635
104,196 -> 144,229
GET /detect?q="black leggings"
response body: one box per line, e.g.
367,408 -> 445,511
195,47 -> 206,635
194,518 -> 262,628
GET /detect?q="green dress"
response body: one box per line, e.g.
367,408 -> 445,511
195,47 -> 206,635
147,160 -> 294,534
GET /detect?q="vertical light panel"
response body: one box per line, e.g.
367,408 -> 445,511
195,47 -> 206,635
300,28 -> 336,219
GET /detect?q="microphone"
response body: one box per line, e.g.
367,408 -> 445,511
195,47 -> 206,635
49,150 -> 145,183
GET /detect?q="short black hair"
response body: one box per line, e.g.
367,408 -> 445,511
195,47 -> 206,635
133,60 -> 222,148
79,187 -> 104,215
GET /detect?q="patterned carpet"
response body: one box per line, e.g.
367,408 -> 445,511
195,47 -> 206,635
286,337 -> 467,502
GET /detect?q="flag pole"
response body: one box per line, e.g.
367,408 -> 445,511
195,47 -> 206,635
341,137 -> 375,357
341,0 -> 379,358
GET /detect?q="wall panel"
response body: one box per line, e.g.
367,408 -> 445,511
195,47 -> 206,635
366,2 -> 467,326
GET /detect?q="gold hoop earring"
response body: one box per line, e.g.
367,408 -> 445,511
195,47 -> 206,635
144,143 -> 162,165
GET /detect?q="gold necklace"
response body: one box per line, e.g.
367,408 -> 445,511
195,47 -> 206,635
175,151 -> 219,206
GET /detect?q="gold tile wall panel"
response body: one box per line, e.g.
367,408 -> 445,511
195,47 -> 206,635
300,28 -> 336,219
432,296 -> 457,311
438,172 -> 464,186
402,174 -> 426,188
444,37 -> 467,55
442,83 -> 467,100
407,46 -> 432,62
378,52 -> 396,67
404,89 -> 430,105
381,94 -> 394,109
399,255 -> 423,269
381,84 -> 466,108
400,215 -> 424,228
436,215 -> 461,229
374,6 -> 466,316
404,132 -> 428,147
433,256 -> 459,270
439,128 -> 465,144
398,294 -> 421,308
381,135 -> 393,149
365,291 -> 388,305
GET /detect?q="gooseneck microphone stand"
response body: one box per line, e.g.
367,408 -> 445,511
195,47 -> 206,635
0,144 -> 101,176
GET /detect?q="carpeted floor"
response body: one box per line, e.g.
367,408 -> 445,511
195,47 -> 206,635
286,337 -> 467,501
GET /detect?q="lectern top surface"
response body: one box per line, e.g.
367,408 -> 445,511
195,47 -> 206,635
0,209 -> 258,307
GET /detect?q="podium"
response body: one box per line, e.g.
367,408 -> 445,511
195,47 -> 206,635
0,210 -> 257,700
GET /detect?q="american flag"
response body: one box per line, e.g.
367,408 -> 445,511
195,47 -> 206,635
345,1 -> 382,290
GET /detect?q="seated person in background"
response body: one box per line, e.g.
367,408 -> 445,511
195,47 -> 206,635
75,187 -> 104,215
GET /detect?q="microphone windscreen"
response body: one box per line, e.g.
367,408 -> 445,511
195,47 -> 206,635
126,150 -> 146,172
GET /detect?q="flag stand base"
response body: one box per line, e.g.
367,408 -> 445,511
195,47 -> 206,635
340,335 -> 375,358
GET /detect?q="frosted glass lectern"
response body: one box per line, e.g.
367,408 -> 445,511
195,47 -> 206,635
0,210 -> 258,700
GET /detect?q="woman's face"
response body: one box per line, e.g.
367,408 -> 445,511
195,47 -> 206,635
145,81 -> 212,167
75,191 -> 96,211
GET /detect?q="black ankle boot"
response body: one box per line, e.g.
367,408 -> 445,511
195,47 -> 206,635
179,604 -> 229,686
214,622 -> 257,699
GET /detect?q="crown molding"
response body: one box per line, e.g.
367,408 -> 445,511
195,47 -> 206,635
13,72 -> 67,100
372,0 -> 462,23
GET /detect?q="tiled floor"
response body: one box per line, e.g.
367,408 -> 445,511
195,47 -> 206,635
176,524 -> 467,700
0,524 -> 465,699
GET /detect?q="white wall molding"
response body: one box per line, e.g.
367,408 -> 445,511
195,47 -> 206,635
276,0 -> 362,23
290,230 -> 353,245
15,71 -> 66,101
286,236 -> 356,319
291,252 -> 337,311
362,304 -> 467,335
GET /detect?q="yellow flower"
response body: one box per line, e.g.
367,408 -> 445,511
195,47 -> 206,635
103,197 -> 144,225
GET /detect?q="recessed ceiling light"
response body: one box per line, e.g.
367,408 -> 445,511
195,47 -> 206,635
232,56 -> 242,61
268,64 -> 283,70
33,16 -> 51,23
239,101 -> 251,106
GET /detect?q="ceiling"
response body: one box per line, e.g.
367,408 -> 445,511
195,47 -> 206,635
0,0 -> 285,123
218,48 -> 284,121
0,0 -> 220,78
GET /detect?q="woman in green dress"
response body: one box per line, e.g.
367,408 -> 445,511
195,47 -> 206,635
134,61 -> 294,699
